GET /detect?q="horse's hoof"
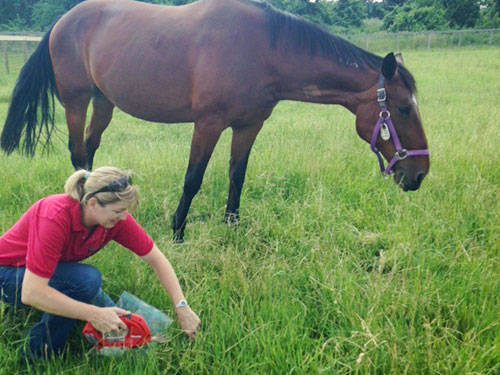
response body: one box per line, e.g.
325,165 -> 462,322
173,232 -> 185,243
224,213 -> 240,225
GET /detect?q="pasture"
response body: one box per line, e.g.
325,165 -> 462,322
0,47 -> 499,374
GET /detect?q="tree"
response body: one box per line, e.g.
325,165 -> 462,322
31,0 -> 66,30
268,0 -> 334,26
0,0 -> 38,30
0,0 -> 84,31
331,0 -> 367,31
477,0 -> 500,27
441,0 -> 481,28
383,1 -> 448,31
364,0 -> 387,19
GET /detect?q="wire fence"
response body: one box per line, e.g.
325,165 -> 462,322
1,36 -> 41,75
1,28 -> 500,76
344,28 -> 500,52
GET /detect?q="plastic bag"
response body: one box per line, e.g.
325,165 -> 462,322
117,291 -> 173,340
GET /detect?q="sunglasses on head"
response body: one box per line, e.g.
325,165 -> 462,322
89,176 -> 132,197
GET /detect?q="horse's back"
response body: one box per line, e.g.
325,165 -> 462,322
50,0 -> 274,123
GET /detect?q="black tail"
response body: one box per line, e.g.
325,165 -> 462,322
1,24 -> 60,156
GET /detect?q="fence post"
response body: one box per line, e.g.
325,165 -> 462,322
489,30 -> 493,46
365,36 -> 369,50
427,33 -> 432,50
458,31 -> 462,47
23,40 -> 28,62
3,41 -> 8,74
396,34 -> 400,51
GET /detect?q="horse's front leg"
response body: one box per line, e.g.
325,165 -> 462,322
225,122 -> 263,224
172,118 -> 225,242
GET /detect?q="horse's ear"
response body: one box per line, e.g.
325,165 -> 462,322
381,52 -> 397,80
395,53 -> 404,65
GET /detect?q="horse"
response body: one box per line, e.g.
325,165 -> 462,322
1,0 -> 429,242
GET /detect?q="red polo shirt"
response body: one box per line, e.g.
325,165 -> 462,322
0,194 -> 154,278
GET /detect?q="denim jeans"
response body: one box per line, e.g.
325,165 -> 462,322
0,262 -> 115,358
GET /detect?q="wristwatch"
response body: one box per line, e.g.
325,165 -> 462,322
175,299 -> 188,309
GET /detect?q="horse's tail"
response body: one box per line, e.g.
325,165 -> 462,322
1,23 -> 61,156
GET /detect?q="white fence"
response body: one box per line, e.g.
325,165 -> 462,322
1,28 -> 500,75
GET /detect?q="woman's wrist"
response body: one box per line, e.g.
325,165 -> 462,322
175,299 -> 188,309
85,304 -> 102,322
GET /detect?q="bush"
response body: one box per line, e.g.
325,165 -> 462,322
384,3 -> 449,32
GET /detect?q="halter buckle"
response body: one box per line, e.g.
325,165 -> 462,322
396,149 -> 408,160
377,88 -> 386,103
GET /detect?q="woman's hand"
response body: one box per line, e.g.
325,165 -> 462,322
140,247 -> 201,339
21,270 -> 130,333
88,306 -> 130,334
175,306 -> 201,339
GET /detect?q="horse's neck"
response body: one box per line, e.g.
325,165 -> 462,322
274,56 -> 378,114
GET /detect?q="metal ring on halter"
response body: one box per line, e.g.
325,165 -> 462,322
379,110 -> 390,119
396,149 -> 408,160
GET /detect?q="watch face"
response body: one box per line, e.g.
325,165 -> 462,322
176,300 -> 187,309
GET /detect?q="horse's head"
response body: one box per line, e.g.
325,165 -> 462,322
355,53 -> 429,191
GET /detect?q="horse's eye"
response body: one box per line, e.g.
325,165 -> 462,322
398,106 -> 411,117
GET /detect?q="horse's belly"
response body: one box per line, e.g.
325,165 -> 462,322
114,99 -> 194,124
98,72 -> 195,123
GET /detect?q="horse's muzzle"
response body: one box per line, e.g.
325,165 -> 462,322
394,169 -> 426,191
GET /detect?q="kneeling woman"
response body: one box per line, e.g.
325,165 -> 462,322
0,166 -> 200,357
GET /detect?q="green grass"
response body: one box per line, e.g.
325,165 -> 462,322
0,48 -> 499,374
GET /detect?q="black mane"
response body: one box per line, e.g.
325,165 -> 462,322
245,0 -> 416,92
398,65 -> 417,93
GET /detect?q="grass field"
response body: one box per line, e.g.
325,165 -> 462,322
0,48 -> 499,374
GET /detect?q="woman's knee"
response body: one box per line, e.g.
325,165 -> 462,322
77,265 -> 102,299
51,263 -> 102,302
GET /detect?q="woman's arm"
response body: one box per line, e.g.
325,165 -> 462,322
140,245 -> 200,338
21,269 -> 129,333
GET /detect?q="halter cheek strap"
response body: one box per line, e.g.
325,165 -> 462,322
370,74 -> 430,175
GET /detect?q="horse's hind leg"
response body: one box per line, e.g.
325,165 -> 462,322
85,90 -> 114,169
65,94 -> 91,170
225,122 -> 263,223
172,117 -> 225,242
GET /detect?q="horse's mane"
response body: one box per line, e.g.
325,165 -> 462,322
242,0 -> 416,93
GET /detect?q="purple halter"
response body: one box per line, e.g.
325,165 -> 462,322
370,74 -> 430,176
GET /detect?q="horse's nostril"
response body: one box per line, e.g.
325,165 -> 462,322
416,172 -> 426,184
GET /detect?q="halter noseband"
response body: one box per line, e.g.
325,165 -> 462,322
370,74 -> 430,176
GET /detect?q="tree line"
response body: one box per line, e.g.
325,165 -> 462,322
1,0 -> 499,33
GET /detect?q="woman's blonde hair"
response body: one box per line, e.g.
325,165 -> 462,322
64,166 -> 138,208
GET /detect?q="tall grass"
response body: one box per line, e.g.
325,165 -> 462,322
0,48 -> 499,374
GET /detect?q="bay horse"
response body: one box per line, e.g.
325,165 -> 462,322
1,0 -> 429,242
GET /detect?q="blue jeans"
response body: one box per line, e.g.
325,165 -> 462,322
0,263 -> 114,358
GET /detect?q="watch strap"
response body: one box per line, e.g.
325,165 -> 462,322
175,299 -> 188,309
